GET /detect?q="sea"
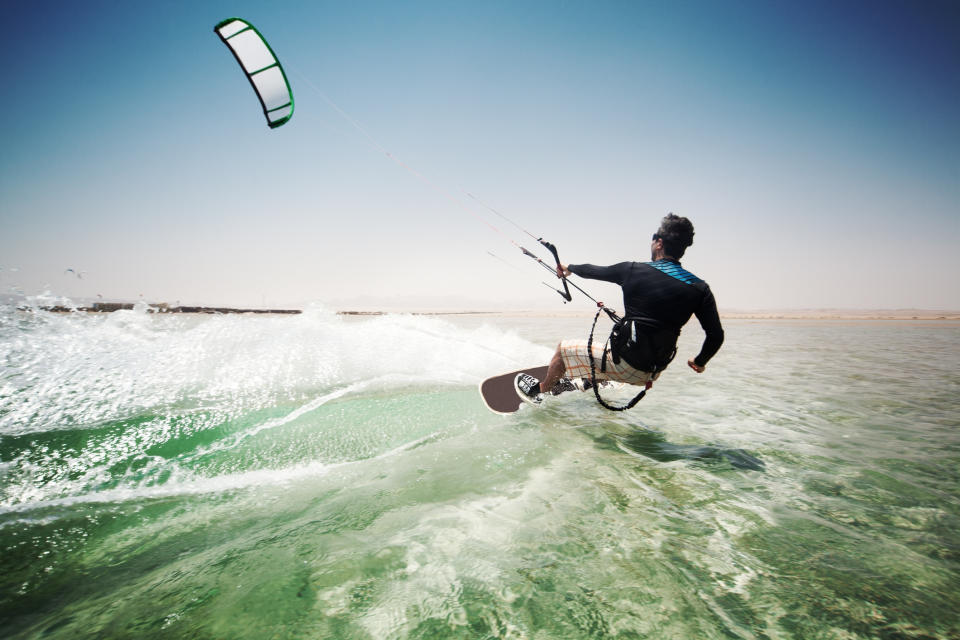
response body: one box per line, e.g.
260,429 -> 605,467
1,302 -> 958,639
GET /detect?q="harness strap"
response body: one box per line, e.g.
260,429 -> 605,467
586,308 -> 649,411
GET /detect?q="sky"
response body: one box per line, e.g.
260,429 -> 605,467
1,0 -> 958,311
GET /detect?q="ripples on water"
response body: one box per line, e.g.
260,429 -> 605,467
1,304 -> 958,639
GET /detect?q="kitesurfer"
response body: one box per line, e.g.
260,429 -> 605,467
516,213 -> 724,404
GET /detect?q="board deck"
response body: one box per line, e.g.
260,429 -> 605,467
479,365 -> 550,414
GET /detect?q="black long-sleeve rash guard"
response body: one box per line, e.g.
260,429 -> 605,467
568,260 -> 724,367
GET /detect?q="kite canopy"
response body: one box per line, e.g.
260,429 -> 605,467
214,18 -> 294,129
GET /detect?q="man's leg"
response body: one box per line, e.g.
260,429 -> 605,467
539,344 -> 566,393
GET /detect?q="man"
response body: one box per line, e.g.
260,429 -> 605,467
516,213 -> 724,404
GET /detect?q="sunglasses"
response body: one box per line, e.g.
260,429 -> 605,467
652,234 -> 661,241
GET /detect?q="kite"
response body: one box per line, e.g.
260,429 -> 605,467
214,18 -> 294,129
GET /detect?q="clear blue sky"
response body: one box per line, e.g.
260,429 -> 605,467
2,0 -> 958,310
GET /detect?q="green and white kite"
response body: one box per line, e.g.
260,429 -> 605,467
214,18 -> 294,129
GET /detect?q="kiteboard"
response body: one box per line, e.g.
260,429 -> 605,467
479,366 -> 550,414
481,365 -> 597,414
480,367 -> 612,414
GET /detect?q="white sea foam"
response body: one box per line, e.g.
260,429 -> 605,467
0,304 -> 548,437
0,304 -> 553,514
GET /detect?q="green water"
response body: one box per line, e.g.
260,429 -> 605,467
1,309 -> 958,638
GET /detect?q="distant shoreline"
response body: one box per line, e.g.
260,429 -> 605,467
30,303 -> 301,315
344,309 -> 960,321
720,312 -> 960,321
24,304 -> 960,321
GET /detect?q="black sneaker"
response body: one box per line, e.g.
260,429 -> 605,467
579,378 -> 610,391
515,373 -> 543,405
549,377 -> 578,395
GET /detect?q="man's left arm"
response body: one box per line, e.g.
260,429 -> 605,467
688,286 -> 724,373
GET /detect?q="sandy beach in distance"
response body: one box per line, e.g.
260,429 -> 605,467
19,300 -> 960,324
338,308 -> 960,323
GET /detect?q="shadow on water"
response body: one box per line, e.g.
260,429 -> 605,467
590,426 -> 766,471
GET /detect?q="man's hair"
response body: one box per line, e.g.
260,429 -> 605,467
656,213 -> 695,259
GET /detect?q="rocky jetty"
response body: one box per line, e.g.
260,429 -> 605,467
32,303 -> 301,314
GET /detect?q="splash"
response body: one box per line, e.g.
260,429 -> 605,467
0,304 -> 546,436
0,304 -> 548,512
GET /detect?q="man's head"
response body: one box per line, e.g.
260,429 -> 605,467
652,213 -> 695,260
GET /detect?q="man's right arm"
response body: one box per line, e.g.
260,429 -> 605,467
566,262 -> 630,285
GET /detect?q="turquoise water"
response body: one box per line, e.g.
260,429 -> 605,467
1,305 -> 958,639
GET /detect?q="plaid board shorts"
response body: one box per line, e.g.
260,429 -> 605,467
558,340 -> 658,386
